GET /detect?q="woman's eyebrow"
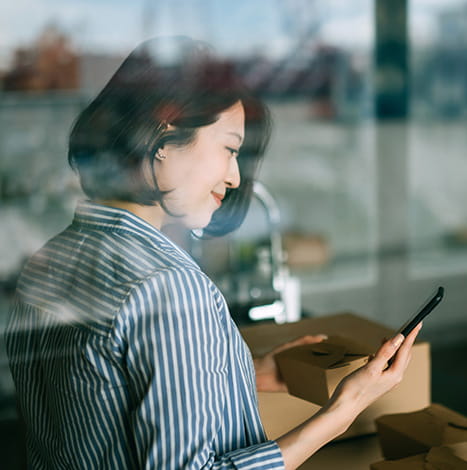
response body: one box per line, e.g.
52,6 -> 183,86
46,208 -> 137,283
227,132 -> 244,144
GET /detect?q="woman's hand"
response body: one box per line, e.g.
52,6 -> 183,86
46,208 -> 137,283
276,324 -> 422,470
254,334 -> 328,392
325,323 -> 423,426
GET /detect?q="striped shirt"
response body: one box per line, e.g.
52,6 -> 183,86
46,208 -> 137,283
5,201 -> 285,469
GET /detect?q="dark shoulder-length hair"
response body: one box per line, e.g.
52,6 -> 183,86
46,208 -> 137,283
68,36 -> 271,236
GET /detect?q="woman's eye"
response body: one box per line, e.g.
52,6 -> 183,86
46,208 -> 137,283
226,147 -> 239,157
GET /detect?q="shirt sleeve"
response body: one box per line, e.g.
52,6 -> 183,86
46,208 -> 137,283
118,267 -> 285,470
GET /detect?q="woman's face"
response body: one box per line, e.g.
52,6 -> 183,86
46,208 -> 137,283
157,101 -> 245,229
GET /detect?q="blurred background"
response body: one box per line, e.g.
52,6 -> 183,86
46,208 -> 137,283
1,0 -> 467,467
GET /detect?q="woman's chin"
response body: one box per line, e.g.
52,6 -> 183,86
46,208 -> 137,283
185,212 -> 214,232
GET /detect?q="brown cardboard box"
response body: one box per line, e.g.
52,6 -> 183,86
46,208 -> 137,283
240,313 -> 431,441
376,404 -> 467,460
427,442 -> 467,469
275,335 -> 373,406
370,454 -> 426,470
370,443 -> 467,469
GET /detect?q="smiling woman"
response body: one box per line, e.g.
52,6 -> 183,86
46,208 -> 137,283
4,35 -> 422,470
67,36 -> 271,236
148,100 -> 244,230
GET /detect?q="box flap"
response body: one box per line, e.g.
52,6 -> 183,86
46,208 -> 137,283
370,454 -> 426,470
276,335 -> 372,369
274,334 -> 372,406
426,442 -> 467,468
425,404 -> 467,443
241,312 -> 396,358
371,445 -> 467,469
376,404 -> 467,448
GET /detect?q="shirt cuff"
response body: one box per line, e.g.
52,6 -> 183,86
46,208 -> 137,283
227,440 -> 285,470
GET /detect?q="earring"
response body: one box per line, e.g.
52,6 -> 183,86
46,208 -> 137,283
155,149 -> 167,161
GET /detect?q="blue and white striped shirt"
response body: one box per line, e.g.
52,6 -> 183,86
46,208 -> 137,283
6,201 -> 285,469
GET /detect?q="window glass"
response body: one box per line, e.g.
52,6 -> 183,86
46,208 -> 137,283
409,0 -> 467,276
0,0 -> 375,394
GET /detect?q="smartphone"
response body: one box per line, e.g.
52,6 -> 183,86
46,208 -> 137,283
396,286 -> 444,337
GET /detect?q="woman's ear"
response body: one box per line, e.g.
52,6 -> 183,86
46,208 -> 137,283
155,149 -> 167,161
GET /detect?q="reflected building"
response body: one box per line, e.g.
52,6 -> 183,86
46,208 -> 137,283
2,26 -> 79,92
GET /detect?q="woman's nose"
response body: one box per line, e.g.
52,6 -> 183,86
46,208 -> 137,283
225,157 -> 241,188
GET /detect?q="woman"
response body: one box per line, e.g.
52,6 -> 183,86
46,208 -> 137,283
6,37 -> 420,469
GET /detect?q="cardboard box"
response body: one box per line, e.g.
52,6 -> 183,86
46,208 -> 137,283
370,454 -> 426,470
427,442 -> 467,469
275,335 -> 373,406
370,443 -> 467,469
376,404 -> 467,460
240,313 -> 430,441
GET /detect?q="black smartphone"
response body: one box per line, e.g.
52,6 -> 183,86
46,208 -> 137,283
396,286 -> 445,337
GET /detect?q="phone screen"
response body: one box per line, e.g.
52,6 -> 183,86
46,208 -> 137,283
396,286 -> 444,337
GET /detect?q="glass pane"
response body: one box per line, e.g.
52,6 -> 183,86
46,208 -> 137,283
0,0 -> 375,414
409,0 -> 467,276
186,1 -> 377,323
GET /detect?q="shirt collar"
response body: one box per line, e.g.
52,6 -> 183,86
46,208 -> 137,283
73,200 -> 201,270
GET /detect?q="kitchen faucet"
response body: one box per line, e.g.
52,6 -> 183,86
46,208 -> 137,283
246,181 -> 301,324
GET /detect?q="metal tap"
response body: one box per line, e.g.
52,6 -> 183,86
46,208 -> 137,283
247,181 -> 301,324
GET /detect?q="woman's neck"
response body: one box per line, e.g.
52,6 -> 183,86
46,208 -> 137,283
96,200 -> 166,230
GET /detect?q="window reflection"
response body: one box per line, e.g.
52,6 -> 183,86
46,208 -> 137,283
1,0 -> 376,301
409,0 -> 467,276
0,0 -> 375,419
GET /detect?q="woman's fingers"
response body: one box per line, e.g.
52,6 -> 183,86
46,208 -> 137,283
386,322 -> 422,371
370,322 -> 422,373
367,334 -> 404,372
329,322 -> 423,415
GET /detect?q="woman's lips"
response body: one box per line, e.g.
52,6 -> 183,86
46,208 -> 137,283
212,192 -> 224,206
